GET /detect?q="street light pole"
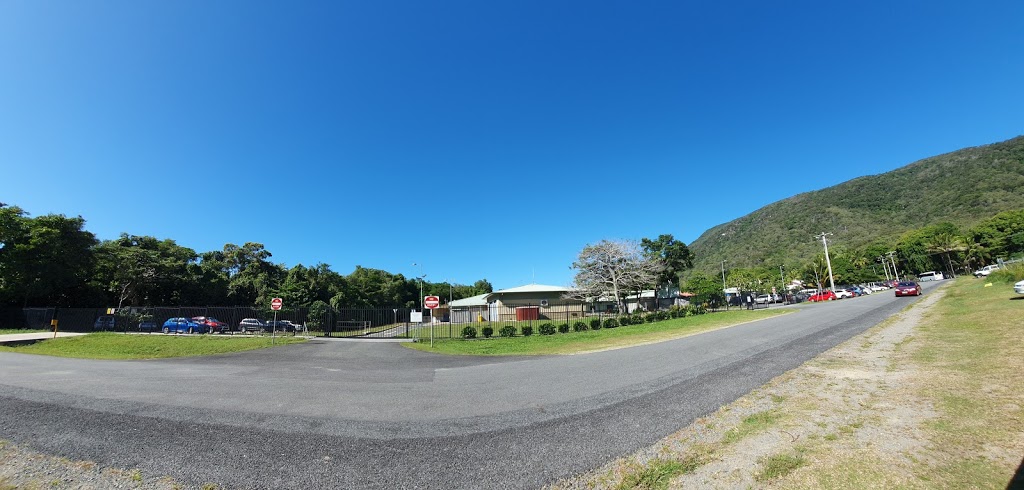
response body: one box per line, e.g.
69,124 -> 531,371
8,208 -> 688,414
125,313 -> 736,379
413,262 -> 425,310
815,232 -> 837,293
721,260 -> 728,310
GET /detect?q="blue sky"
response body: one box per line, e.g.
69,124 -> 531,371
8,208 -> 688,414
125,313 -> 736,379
2,1 -> 1022,290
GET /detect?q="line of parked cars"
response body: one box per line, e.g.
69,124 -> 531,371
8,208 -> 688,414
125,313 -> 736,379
95,315 -> 303,334
804,282 -> 894,302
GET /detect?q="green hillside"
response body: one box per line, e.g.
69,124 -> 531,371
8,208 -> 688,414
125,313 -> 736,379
689,135 -> 1024,273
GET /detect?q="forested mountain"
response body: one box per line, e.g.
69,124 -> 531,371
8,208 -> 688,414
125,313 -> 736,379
689,135 -> 1024,274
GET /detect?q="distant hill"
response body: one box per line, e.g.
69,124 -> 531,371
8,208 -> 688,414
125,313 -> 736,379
689,135 -> 1024,273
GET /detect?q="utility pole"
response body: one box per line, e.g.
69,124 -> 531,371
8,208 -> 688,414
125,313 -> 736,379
815,232 -> 837,293
779,264 -> 785,302
721,260 -> 728,310
877,256 -> 891,282
413,262 -> 425,311
887,252 -> 901,282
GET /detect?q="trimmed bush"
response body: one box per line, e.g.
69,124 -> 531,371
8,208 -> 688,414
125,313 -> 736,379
481,326 -> 493,338
557,323 -> 570,334
538,323 -> 556,335
603,318 -> 619,329
461,326 -> 477,339
590,318 -> 602,330
619,315 -> 633,326
499,326 -> 516,338
572,321 -> 588,332
645,313 -> 658,323
521,325 -> 533,336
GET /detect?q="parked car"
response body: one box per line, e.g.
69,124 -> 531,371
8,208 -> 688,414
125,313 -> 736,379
93,316 -> 116,331
833,289 -> 854,299
1015,279 -> 1024,295
894,281 -> 922,297
138,320 -> 159,333
162,317 -> 206,334
192,316 -> 228,334
808,290 -> 836,302
974,265 -> 1000,277
237,318 -> 267,334
265,320 -> 297,332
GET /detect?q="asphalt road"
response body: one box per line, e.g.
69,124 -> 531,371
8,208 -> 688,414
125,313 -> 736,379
0,284 -> 939,489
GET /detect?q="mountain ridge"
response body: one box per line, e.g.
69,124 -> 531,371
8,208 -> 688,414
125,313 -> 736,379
689,135 -> 1024,273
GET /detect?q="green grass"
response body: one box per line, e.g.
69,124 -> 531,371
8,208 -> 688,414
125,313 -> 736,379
615,459 -> 689,490
404,309 -> 790,356
721,409 -> 782,444
0,332 -> 306,359
908,278 -> 1024,488
755,451 -> 807,481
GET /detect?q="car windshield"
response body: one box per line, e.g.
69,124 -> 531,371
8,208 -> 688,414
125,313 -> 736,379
897,282 -> 916,287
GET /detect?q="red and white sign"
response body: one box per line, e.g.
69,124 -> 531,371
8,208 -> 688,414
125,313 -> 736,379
424,295 -> 440,309
271,298 -> 283,311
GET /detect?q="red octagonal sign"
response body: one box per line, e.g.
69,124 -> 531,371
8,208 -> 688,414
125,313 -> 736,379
271,297 -> 283,311
424,295 -> 440,309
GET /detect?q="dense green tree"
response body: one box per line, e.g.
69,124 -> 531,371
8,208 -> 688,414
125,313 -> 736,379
0,207 -> 98,306
682,272 -> 724,308
92,234 -> 200,307
968,209 -> 1024,262
641,234 -> 694,289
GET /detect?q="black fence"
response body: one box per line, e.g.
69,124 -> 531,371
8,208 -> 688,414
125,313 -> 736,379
0,300 -> 723,339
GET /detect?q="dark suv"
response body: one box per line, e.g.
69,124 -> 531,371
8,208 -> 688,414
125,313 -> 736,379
237,318 -> 267,334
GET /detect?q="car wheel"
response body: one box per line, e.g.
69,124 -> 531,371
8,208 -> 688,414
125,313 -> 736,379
163,327 -> 170,334
187,327 -> 194,334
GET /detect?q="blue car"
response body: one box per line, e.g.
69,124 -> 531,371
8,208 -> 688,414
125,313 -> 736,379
161,317 -> 207,334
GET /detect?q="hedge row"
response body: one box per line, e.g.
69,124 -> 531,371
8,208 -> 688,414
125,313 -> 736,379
457,304 -> 709,339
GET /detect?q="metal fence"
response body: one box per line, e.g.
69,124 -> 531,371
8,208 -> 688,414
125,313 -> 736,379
1,301 -> 722,339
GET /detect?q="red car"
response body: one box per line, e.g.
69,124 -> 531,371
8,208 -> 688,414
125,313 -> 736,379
808,290 -> 836,302
894,281 -> 922,297
192,316 -> 229,334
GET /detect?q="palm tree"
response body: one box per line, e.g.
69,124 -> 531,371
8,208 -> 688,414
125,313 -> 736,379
926,233 -> 967,278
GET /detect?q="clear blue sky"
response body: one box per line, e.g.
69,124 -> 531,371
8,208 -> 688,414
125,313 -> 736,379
2,1 -> 1022,290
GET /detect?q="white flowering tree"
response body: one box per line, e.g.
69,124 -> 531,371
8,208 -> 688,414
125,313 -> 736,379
565,239 -> 663,313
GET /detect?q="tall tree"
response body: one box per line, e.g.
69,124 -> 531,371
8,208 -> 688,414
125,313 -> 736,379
565,239 -> 662,313
641,234 -> 694,290
0,209 -> 97,306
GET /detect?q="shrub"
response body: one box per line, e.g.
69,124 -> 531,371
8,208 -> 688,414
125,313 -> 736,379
572,321 -> 588,332
645,313 -> 658,323
461,326 -> 477,339
481,326 -> 493,338
603,318 -> 619,329
656,310 -> 669,321
499,326 -> 516,338
557,323 -> 569,333
538,323 -> 556,335
521,325 -> 533,336
590,318 -> 602,330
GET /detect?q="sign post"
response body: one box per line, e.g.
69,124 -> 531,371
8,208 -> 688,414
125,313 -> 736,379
424,296 -> 440,347
271,297 -> 283,344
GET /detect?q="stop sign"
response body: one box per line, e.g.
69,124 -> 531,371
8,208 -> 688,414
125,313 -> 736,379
424,295 -> 440,309
271,297 -> 283,311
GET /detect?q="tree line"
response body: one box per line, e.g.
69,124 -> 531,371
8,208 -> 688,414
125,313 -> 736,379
683,208 -> 1024,301
567,209 -> 1024,310
0,203 -> 492,310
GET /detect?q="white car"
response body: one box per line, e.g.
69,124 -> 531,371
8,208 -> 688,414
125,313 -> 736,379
834,289 -> 854,299
1015,280 -> 1024,295
974,265 -> 1000,277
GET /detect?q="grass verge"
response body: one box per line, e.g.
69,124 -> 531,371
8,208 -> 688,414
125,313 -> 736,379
404,308 -> 791,356
0,332 -> 306,359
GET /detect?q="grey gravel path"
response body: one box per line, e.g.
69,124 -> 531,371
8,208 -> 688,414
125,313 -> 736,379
0,284 -> 937,489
